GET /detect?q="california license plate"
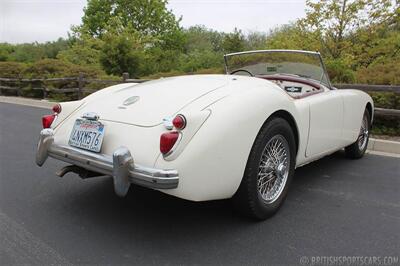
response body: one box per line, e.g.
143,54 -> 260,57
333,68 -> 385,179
68,119 -> 105,153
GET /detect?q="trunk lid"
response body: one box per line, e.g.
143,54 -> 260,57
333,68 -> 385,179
80,75 -> 229,126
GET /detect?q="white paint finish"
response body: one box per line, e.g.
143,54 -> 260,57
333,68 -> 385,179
341,89 -> 373,143
50,74 -> 373,201
292,98 -> 311,165
78,75 -> 228,126
54,118 -> 164,167
155,78 -> 301,201
305,90 -> 344,157
163,109 -> 212,161
52,100 -> 84,129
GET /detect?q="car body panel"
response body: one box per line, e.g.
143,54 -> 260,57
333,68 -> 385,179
305,89 -> 344,157
154,76 -> 305,201
38,58 -> 373,202
76,75 -> 228,126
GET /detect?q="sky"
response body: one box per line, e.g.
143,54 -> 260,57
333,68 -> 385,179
0,0 -> 306,44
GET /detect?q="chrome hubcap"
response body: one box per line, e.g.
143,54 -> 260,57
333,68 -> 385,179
257,135 -> 290,203
358,115 -> 369,150
276,162 -> 286,178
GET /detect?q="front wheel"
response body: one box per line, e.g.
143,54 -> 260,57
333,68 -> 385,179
232,117 -> 296,220
345,109 -> 370,159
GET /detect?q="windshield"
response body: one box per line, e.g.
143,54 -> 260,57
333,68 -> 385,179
224,50 -> 331,87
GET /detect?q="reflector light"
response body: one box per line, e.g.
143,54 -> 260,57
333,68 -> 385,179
172,114 -> 186,130
42,114 -> 55,129
160,131 -> 180,154
52,103 -> 62,114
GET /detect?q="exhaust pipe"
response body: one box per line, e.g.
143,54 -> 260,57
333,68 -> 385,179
56,165 -> 103,179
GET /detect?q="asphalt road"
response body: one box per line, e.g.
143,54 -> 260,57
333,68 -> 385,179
0,102 -> 399,266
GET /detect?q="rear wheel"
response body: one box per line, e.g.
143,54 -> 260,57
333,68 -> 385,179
232,117 -> 296,220
345,109 -> 370,159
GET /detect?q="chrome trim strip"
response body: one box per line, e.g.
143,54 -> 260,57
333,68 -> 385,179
224,49 -> 321,57
36,129 -> 179,196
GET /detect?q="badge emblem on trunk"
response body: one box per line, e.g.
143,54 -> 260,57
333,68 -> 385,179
123,96 -> 140,106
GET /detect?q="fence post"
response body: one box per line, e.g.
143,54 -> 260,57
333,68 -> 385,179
43,87 -> 48,99
16,77 -> 22,97
122,72 -> 129,82
78,73 -> 84,100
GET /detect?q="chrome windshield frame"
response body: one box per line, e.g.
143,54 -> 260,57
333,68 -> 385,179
224,49 -> 333,89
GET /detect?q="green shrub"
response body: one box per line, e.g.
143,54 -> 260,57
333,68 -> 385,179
193,67 -> 224,74
142,67 -> 224,79
24,59 -> 103,79
356,61 -> 400,85
0,61 -> 28,78
365,92 -> 400,135
325,59 -> 355,83
0,59 -> 115,101
179,51 -> 223,73
371,117 -> 400,136
369,92 -> 400,110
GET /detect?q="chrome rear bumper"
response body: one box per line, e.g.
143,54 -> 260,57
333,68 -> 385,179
36,129 -> 179,197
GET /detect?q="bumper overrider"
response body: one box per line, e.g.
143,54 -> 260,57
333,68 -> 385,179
35,129 -> 179,197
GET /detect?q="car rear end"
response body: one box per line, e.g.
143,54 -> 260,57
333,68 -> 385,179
36,75 -> 229,198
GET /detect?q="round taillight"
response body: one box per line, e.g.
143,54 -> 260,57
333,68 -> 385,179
172,114 -> 186,130
52,103 -> 62,114
160,131 -> 180,155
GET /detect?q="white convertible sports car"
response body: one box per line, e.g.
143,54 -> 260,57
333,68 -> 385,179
36,50 -> 373,219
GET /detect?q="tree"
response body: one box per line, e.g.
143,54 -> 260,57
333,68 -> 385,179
41,38 -> 70,59
245,31 -> 268,51
0,39 -> 69,63
57,35 -> 103,67
265,23 -> 320,52
183,25 -> 225,53
76,0 -> 184,49
98,18 -> 146,77
300,0 -> 395,59
222,28 -> 245,53
0,43 -> 13,61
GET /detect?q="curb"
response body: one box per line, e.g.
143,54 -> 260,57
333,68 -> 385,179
0,96 -> 55,109
1,96 -> 400,156
368,138 -> 400,155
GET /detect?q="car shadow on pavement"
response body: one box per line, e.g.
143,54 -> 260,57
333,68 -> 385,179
57,151 -> 351,239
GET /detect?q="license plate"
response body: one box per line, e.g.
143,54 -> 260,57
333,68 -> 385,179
68,119 -> 105,153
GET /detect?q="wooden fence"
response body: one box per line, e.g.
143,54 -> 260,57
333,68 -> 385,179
0,73 -> 399,118
334,84 -> 400,118
0,73 -> 148,99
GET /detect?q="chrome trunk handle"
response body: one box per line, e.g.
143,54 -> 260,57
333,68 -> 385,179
82,112 -> 99,121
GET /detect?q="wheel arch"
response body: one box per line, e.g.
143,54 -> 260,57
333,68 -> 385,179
366,101 -> 373,127
266,110 -> 300,156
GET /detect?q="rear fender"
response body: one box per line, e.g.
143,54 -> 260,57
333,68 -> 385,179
341,89 -> 374,144
52,100 -> 84,129
154,86 -> 300,201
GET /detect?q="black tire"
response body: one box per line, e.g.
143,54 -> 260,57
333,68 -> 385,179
232,117 -> 296,220
345,109 -> 370,159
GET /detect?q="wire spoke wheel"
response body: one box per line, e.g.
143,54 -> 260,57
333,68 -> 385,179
233,117 -> 295,220
357,114 -> 369,150
345,109 -> 370,159
257,135 -> 290,203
